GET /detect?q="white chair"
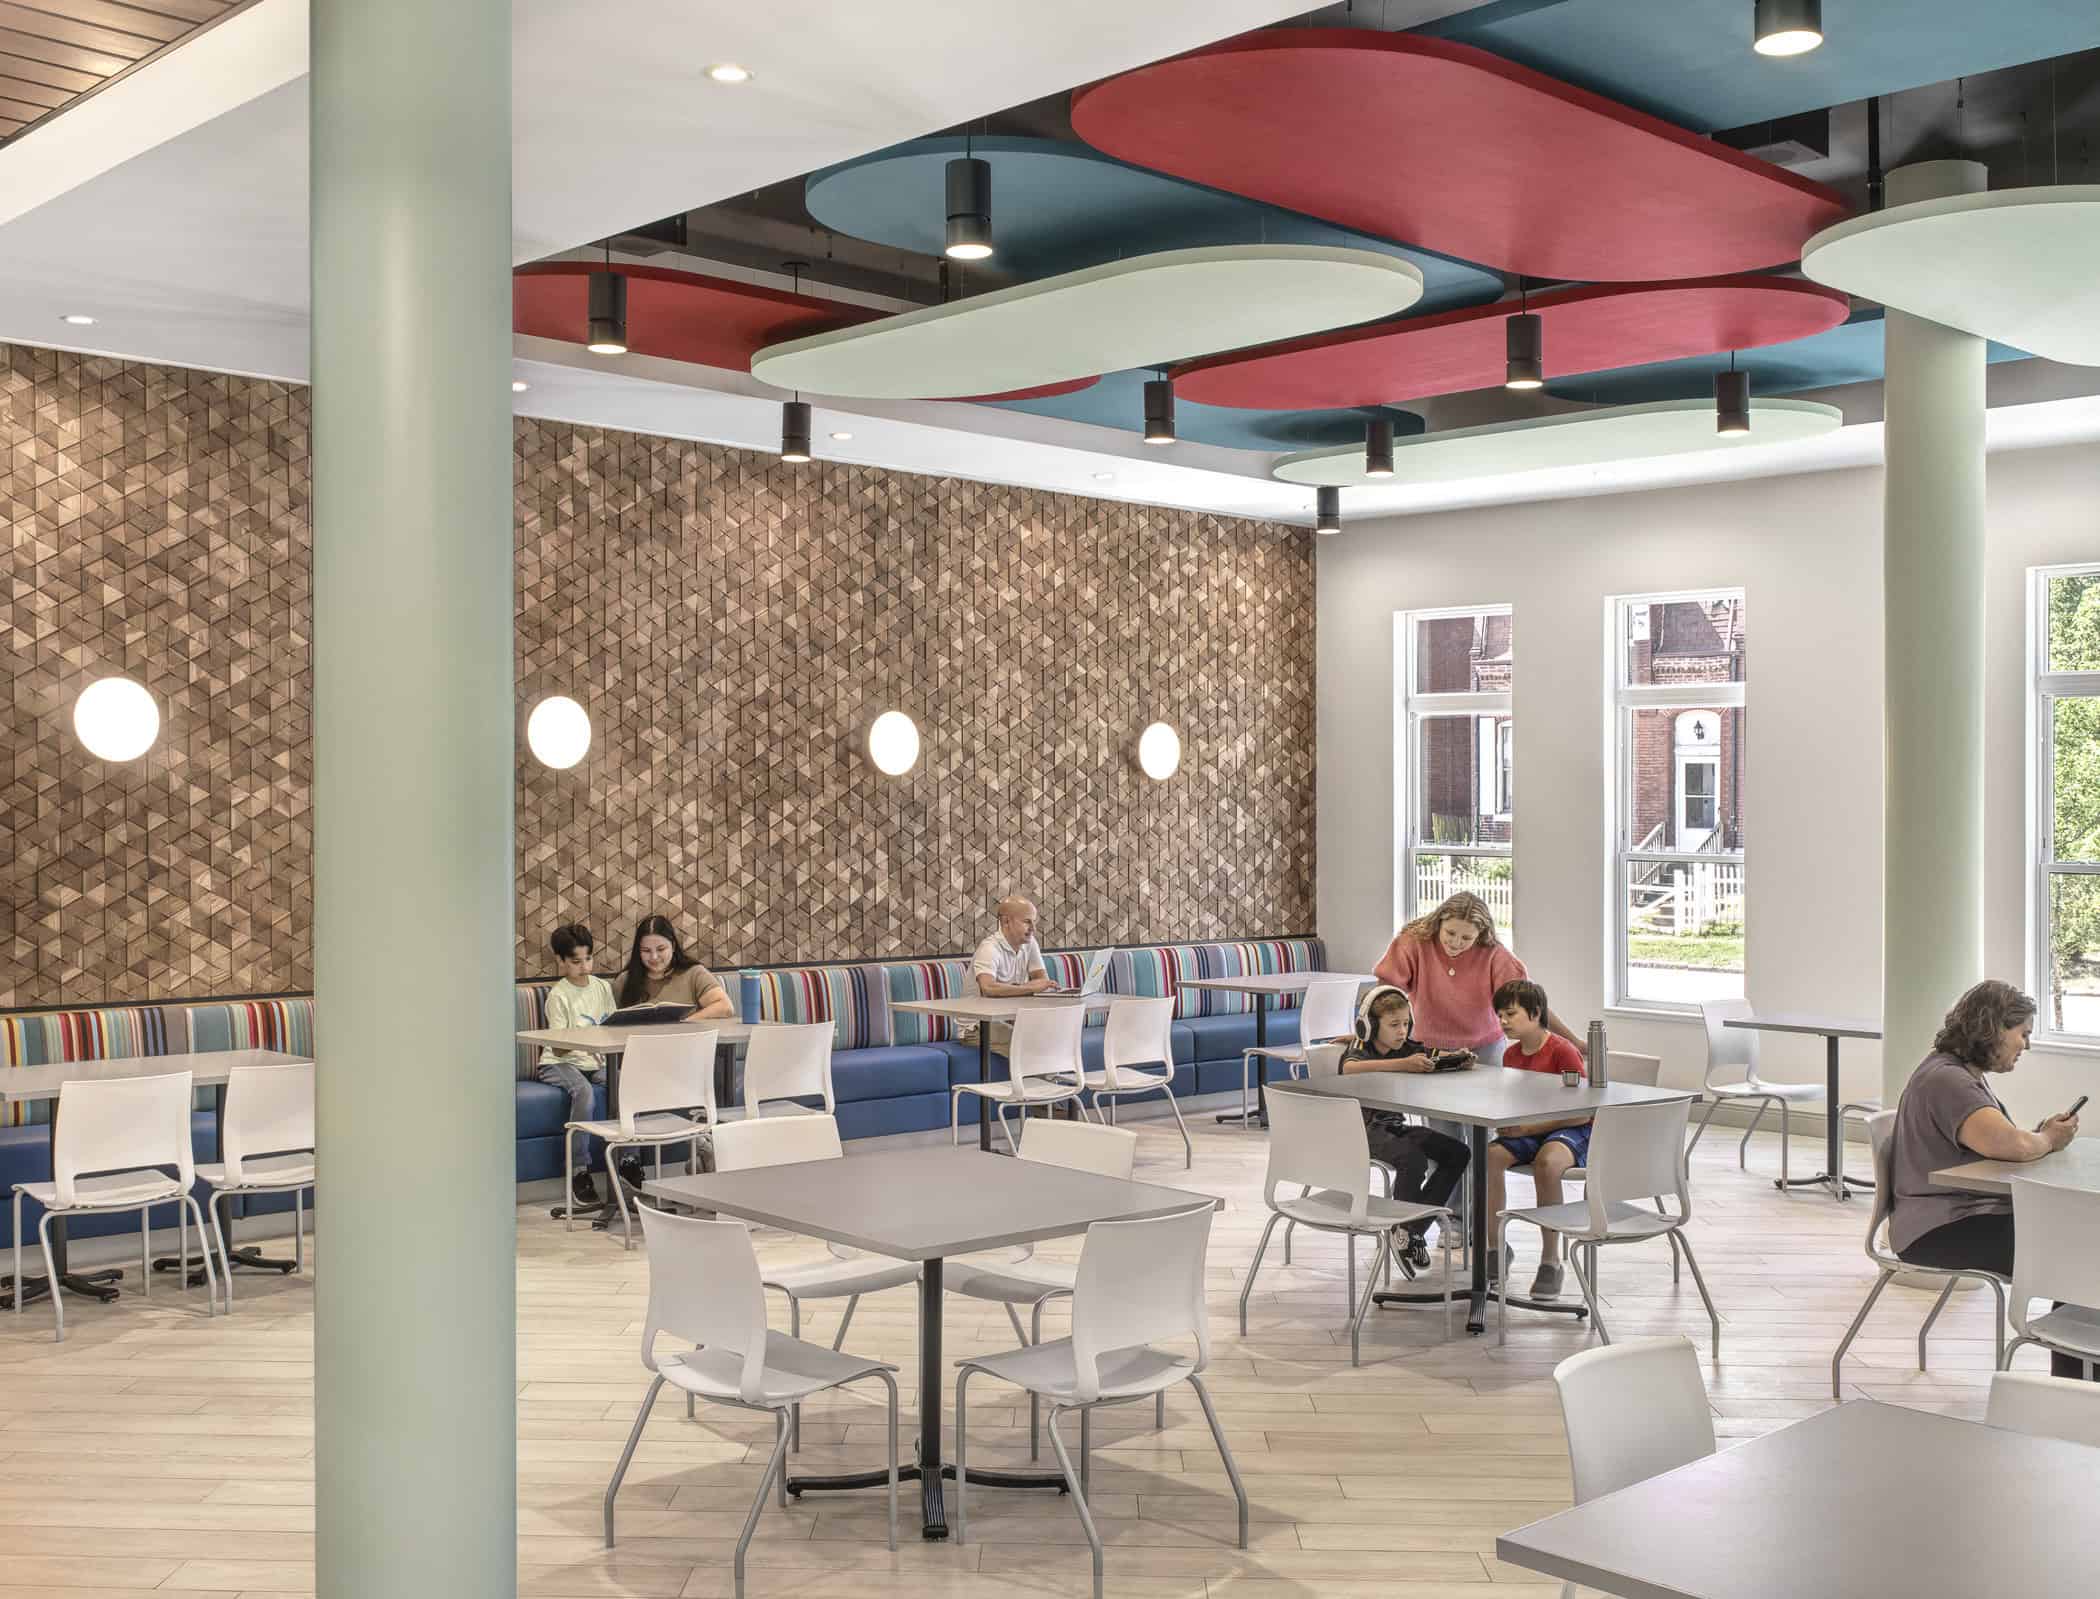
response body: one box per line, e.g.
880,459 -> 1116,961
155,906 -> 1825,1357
1068,996 -> 1191,1166
946,1118 -> 1142,1458
11,1071 -> 220,1341
2005,1176 -> 2100,1377
1498,1097 -> 1720,1359
196,1062 -> 316,1308
604,1204 -> 898,1599
1551,1336 -> 1716,1599
1564,1051 -> 1674,1287
1830,1110 -> 2008,1398
951,1002 -> 1088,1151
1239,1088 -> 1454,1364
1687,999 -> 1821,1183
565,1028 -> 719,1248
739,1022 -> 835,1117
710,1114 -> 919,1450
1987,1371 -> 2100,1448
954,1202 -> 1246,1599
1238,977 -> 1357,1124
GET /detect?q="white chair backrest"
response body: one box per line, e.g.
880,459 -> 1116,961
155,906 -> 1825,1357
1553,1337 -> 1716,1503
1987,1372 -> 2100,1450
742,1022 -> 835,1115
1699,999 -> 1759,1088
2010,1177 -> 2100,1330
617,1029 -> 719,1134
636,1204 -> 769,1404
1069,1203 -> 1214,1402
1605,1051 -> 1663,1088
711,1112 -> 843,1172
220,1062 -> 315,1185
1263,1089 -> 1372,1222
1582,1097 -> 1693,1225
1296,978 -> 1360,1048
1100,995 -> 1174,1089
1019,1116 -> 1137,1180
1863,1110 -> 1901,1263
51,1071 -> 196,1207
1007,1002 -> 1086,1091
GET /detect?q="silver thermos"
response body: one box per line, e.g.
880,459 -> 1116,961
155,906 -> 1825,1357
1587,1018 -> 1609,1086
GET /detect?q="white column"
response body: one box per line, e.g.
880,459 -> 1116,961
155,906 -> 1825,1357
1881,160 -> 1989,1104
310,3 -> 516,1594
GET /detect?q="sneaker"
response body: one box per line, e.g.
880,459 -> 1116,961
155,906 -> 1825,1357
1486,1247 -> 1514,1285
1403,1233 -> 1433,1273
615,1159 -> 647,1193
570,1170 -> 601,1207
1530,1262 -> 1565,1300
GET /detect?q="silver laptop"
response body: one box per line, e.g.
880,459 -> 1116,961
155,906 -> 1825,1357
1043,948 -> 1111,997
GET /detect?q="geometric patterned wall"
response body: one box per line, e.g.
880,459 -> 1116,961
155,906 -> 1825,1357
1,343 -> 1314,1008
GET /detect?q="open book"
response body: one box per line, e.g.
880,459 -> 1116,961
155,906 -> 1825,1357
599,1002 -> 696,1028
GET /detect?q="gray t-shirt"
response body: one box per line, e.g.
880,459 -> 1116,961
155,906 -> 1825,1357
1888,1052 -> 2012,1254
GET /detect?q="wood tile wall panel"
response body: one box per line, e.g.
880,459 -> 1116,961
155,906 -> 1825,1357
1,344 -> 1314,1008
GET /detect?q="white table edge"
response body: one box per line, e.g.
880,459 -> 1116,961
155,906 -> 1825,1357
0,1048 -> 311,1104
1721,1016 -> 1882,1039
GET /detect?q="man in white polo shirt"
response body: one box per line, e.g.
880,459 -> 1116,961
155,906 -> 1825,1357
972,895 -> 1052,998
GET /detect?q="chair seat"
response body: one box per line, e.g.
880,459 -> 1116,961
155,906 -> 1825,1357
664,1330 -> 895,1406
1273,1186 -> 1445,1232
946,1256 -> 1076,1305
2026,1303 -> 2100,1360
1245,1043 -> 1308,1064
198,1153 -> 315,1191
955,1079 -> 1075,1105
1072,1066 -> 1172,1092
14,1168 -> 186,1211
1505,1198 -> 1681,1240
764,1254 -> 919,1300
568,1113 -> 709,1142
960,1333 -> 1193,1401
1708,1078 -> 1823,1104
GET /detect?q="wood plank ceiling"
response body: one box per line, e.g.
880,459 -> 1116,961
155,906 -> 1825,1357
0,0 -> 240,142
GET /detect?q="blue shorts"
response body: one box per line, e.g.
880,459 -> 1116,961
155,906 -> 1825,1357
1495,1124 -> 1592,1167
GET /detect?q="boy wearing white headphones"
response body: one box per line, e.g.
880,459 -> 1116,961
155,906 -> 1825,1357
1340,984 -> 1473,1268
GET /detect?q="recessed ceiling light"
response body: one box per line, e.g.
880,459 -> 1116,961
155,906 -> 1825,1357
830,430 -> 853,441
511,380 -> 529,393
706,63 -> 752,83
61,313 -> 96,326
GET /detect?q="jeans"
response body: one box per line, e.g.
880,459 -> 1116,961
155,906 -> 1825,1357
1899,1212 -> 2088,1379
1365,1113 -> 1470,1243
537,1060 -> 597,1173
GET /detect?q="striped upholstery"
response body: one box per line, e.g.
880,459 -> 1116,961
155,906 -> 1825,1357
186,997 -> 316,1057
1109,945 -> 1200,1018
887,959 -> 972,1044
752,963 -> 892,1051
1043,949 -> 1106,989
1,1005 -> 182,1126
1110,939 -> 1327,1017
515,981 -> 553,1078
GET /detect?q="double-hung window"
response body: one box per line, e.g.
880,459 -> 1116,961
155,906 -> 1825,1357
1397,607 -> 1515,944
2032,564 -> 2100,1043
1610,591 -> 1747,1008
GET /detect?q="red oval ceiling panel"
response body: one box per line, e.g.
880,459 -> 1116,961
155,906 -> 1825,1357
1171,276 -> 1851,411
1071,30 -> 1849,283
512,263 -> 1095,401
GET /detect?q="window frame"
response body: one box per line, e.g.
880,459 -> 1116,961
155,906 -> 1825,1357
1608,588 -> 1748,1013
2029,562 -> 2100,1046
1394,604 -> 1515,938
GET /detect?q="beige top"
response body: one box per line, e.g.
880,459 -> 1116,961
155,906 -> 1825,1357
631,963 -> 728,1013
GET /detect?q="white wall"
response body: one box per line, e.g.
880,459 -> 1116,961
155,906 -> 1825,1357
1318,441 -> 2100,1127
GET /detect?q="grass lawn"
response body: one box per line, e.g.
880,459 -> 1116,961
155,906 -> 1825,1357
1630,933 -> 1745,971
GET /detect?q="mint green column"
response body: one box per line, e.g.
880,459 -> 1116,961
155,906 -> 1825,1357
1881,160 -> 1989,1104
310,3 -> 516,1594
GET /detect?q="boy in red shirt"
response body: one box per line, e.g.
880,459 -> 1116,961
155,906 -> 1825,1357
1484,978 -> 1589,1300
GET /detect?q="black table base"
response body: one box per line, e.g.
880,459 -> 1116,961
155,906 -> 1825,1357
1216,998 -> 1272,1127
0,1262 -> 123,1310
1772,1033 -> 1872,1199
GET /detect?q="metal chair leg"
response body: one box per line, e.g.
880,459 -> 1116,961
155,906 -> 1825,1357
210,1191 -> 234,1309
1831,1268 -> 1893,1399
1031,1299 -> 1046,1459
788,1299 -> 802,1451
1567,1236 -> 1609,1345
736,1411 -> 793,1599
603,1373 -> 665,1547
1985,1276 -> 2008,1371
1686,1095 -> 1724,1157
831,1294 -> 860,1352
1080,1405 -> 1091,1498
1496,1215 -> 1512,1347
1189,1373 -> 1249,1550
1349,1232 -> 1387,1367
1674,1232 -> 1720,1361
140,1210 -> 151,1301
1045,1405 -> 1105,1599
955,1365 -> 973,1544
1283,1218 -> 1295,1265
1162,1084 -> 1193,1168
1917,1278 -> 1958,1371
294,1188 -> 305,1273
1736,1097 -> 1772,1169
36,1211 -> 61,1342
1238,1212 -> 1282,1336
564,1127 -> 576,1231
874,1369 -> 899,1552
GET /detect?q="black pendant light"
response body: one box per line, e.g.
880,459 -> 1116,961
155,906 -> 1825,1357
1505,287 -> 1543,391
1315,485 -> 1342,536
781,399 -> 812,462
1716,357 -> 1750,434
1364,415 -> 1396,477
1753,0 -> 1822,56
945,129 -> 993,262
586,242 -> 627,355
1142,374 -> 1176,445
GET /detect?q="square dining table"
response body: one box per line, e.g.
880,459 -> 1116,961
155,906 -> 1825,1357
889,993 -> 1127,1153
642,1144 -> 1219,1539
1177,970 -> 1377,1129
1721,1011 -> 1880,1200
1275,1069 -> 1693,1333
1932,1136 -> 2100,1196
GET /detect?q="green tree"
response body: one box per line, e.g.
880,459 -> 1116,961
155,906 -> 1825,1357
2047,575 -> 2100,1028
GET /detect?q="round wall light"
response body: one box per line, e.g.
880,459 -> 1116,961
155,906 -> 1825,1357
74,676 -> 160,761
1137,721 -> 1183,781
526,695 -> 592,769
868,709 -> 921,776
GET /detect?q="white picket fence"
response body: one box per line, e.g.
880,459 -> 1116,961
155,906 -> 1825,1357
1630,861 -> 1746,935
1412,857 -> 1514,927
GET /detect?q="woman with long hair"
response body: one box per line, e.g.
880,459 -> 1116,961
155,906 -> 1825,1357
1372,891 -> 1578,1063
616,913 -> 736,1017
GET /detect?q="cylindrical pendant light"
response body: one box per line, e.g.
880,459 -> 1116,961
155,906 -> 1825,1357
1715,366 -> 1751,434
1505,311 -> 1543,390
1364,416 -> 1396,477
1315,485 -> 1342,536
945,155 -> 993,261
781,399 -> 812,462
1142,376 -> 1176,445
1753,0 -> 1822,56
586,269 -> 627,354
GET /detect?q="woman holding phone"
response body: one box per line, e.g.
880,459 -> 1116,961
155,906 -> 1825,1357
1888,979 -> 2085,1377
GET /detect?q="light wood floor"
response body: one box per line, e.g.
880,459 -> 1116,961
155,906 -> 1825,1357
0,1119 -> 2036,1597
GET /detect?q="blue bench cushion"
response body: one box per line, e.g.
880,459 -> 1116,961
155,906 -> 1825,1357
0,1112 -> 220,1247
515,1076 -> 609,1140
831,1045 -> 950,1103
1178,1011 -> 1307,1064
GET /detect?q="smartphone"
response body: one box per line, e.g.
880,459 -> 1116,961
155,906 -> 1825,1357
2064,1095 -> 2089,1120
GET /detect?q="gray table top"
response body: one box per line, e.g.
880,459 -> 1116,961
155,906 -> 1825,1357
516,1020 -> 757,1055
891,994 -> 1124,1021
1932,1138 -> 2100,1196
1179,971 -> 1378,995
641,1144 -> 1221,1261
1279,1066 -> 1690,1130
1723,1012 -> 1881,1040
1496,1400 -> 2100,1599
0,1049 -> 308,1105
